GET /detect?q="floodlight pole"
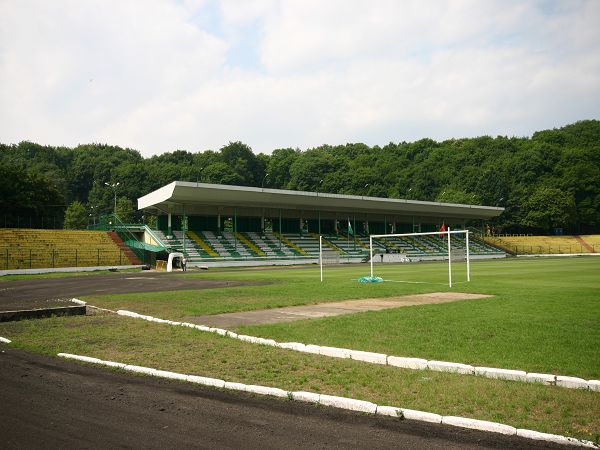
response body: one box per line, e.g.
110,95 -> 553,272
319,235 -> 323,282
447,227 -> 452,288
105,182 -> 120,218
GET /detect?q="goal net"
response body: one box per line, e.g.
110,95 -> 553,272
368,228 -> 471,287
318,236 -> 342,282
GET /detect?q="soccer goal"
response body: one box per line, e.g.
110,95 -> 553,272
368,228 -> 471,287
318,235 -> 341,282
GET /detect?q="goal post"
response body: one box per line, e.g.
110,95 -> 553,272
319,235 -> 341,281
369,228 -> 471,287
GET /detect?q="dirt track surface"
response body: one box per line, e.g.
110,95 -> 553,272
0,348 -> 570,450
191,292 -> 493,327
0,272 -> 261,311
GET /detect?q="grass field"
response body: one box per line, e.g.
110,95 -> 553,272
81,257 -> 600,378
1,257 -> 599,442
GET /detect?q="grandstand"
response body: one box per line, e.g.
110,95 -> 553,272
130,182 -> 507,266
0,229 -> 141,270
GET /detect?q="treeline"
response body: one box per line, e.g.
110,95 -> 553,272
1,120 -> 599,233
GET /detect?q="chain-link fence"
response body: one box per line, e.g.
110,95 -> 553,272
1,215 -> 65,230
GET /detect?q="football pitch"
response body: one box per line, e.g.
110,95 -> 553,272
1,257 -> 599,441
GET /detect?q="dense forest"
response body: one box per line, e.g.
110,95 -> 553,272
1,120 -> 599,234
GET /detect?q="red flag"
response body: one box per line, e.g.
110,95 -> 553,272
439,223 -> 446,235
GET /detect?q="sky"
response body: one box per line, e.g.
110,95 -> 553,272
1,0 -> 599,156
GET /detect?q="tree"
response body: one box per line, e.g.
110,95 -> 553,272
436,188 -> 480,205
219,141 -> 261,186
521,186 -> 576,232
116,197 -> 136,223
64,201 -> 88,229
202,162 -> 244,185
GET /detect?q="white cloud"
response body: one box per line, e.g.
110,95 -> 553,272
0,0 -> 599,156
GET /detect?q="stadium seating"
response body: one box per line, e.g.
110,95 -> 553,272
143,229 -> 505,264
579,235 -> 600,252
485,235 -> 598,254
0,228 -> 139,270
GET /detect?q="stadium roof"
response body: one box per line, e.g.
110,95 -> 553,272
139,182 -> 503,221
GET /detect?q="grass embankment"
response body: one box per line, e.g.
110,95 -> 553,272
1,314 -> 599,442
82,258 -> 600,378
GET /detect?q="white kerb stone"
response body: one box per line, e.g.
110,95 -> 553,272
70,298 -> 87,305
401,409 -> 442,423
387,356 -> 428,370
427,361 -> 475,375
124,365 -> 159,376
57,353 -> 79,359
291,391 -> 320,403
319,395 -> 377,414
0,337 -> 12,344
209,328 -> 229,336
227,331 -> 238,338
186,375 -> 225,388
253,337 -> 278,347
318,346 -> 350,359
556,376 -> 589,389
516,429 -> 596,448
588,380 -> 600,392
245,385 -> 289,398
304,344 -> 322,355
347,350 -> 387,365
194,325 -> 211,332
442,416 -> 516,435
376,406 -> 402,417
101,360 -> 127,369
474,367 -> 527,382
152,370 -> 188,381
277,342 -> 307,351
57,353 -> 99,363
224,381 -> 248,392
526,373 -> 556,385
72,355 -> 103,364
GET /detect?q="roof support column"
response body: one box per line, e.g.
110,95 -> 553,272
353,215 -> 356,250
318,211 -> 321,236
182,205 -> 187,257
167,208 -> 172,237
279,209 -> 282,251
234,208 -> 237,251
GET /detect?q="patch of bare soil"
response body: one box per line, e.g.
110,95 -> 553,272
190,292 -> 493,328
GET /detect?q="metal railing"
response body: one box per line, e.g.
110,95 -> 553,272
507,244 -> 597,255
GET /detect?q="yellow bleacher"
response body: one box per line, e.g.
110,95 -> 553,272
0,228 -> 133,269
485,235 -> 599,254
579,235 -> 600,252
